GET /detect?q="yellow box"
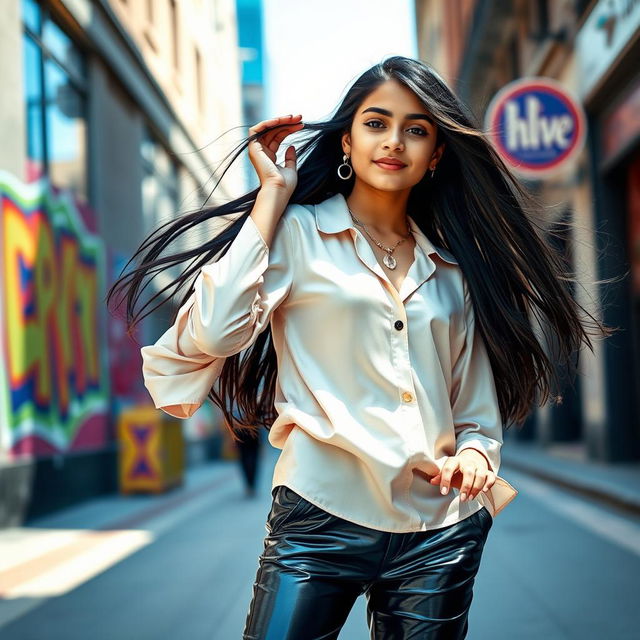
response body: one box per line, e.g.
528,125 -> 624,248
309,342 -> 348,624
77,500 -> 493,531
117,406 -> 185,494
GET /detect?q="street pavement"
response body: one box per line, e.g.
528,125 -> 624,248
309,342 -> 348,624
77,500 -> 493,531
0,439 -> 639,639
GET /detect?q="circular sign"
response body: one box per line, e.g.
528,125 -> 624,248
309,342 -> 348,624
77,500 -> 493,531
484,77 -> 587,179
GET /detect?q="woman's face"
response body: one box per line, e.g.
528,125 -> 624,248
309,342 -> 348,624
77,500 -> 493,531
341,78 -> 444,193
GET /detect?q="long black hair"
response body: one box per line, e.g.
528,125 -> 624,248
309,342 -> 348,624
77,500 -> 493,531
106,55 -> 619,442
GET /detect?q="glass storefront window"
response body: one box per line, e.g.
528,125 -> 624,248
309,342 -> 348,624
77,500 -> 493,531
42,18 -> 85,82
22,0 -> 41,34
45,59 -> 87,197
23,34 -> 45,182
141,126 -> 180,233
22,0 -> 88,201
141,126 -> 209,267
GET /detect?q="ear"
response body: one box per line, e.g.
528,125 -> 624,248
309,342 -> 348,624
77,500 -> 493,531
341,131 -> 352,156
432,141 -> 445,164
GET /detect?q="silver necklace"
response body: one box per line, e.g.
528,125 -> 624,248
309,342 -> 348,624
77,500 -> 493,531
347,207 -> 412,270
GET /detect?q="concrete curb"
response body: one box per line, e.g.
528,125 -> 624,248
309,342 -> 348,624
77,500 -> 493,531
501,441 -> 640,516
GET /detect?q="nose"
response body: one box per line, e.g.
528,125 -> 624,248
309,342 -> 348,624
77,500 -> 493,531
383,127 -> 404,150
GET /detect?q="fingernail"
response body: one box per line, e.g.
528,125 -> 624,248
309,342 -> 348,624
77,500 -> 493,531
441,486 -> 448,495
461,492 -> 467,501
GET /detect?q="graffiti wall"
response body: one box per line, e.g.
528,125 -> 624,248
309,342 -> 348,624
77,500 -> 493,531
0,171 -> 110,459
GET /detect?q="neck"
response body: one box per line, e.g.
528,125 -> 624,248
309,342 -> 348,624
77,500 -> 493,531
346,183 -> 412,236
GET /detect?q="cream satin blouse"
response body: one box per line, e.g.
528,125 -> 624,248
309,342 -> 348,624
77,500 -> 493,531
140,192 -> 518,532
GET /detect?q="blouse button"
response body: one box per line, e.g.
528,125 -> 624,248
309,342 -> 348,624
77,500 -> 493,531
394,320 -> 404,330
402,391 -> 414,403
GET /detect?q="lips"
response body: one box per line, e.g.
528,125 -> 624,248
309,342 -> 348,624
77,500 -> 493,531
375,157 -> 406,166
374,159 -> 407,170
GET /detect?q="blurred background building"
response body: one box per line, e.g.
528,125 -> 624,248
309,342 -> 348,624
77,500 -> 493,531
0,0 -> 252,526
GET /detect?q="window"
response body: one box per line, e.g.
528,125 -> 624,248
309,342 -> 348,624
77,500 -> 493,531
141,126 -> 180,233
22,0 -> 88,201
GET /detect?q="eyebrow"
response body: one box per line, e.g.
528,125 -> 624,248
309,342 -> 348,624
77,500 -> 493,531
361,106 -> 434,125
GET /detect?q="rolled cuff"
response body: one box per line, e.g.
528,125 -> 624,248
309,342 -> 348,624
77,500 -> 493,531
476,475 -> 518,517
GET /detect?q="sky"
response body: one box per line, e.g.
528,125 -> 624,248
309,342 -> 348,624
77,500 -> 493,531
261,0 -> 418,126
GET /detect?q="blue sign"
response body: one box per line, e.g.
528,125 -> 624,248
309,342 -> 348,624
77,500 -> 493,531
484,77 -> 587,179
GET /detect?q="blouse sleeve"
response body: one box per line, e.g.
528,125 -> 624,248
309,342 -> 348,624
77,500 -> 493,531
450,278 -> 503,474
140,211 -> 297,419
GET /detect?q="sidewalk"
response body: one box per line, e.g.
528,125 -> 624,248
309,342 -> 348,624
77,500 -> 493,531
501,438 -> 640,515
0,459 -> 241,626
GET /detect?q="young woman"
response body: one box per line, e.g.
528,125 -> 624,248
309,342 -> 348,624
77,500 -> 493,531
108,56 -> 614,639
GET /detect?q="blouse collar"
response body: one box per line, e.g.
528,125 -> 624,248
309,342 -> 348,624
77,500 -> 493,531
313,192 -> 458,266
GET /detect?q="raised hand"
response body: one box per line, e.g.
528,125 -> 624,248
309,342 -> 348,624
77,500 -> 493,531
248,114 -> 304,195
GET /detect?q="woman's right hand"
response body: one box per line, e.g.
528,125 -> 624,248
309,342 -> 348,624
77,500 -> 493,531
248,114 -> 304,194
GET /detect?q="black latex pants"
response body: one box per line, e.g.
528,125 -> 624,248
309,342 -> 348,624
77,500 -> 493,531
242,484 -> 493,639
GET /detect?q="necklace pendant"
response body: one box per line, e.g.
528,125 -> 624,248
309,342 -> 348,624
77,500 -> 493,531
383,253 -> 397,269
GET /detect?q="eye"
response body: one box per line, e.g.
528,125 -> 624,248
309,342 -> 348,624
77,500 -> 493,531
363,120 -> 427,136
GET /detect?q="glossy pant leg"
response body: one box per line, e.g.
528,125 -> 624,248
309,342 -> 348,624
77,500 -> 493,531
365,505 -> 493,639
242,485 -> 492,640
242,485 -> 380,639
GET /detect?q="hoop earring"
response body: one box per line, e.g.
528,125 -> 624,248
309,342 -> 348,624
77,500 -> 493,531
337,153 -> 353,180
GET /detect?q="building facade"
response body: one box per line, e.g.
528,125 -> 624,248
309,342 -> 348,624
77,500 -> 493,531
0,0 -> 246,525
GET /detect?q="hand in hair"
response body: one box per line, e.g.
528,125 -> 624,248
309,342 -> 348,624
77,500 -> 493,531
248,114 -> 304,195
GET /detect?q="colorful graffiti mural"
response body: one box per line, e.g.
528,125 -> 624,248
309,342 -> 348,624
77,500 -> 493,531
0,171 -> 109,459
